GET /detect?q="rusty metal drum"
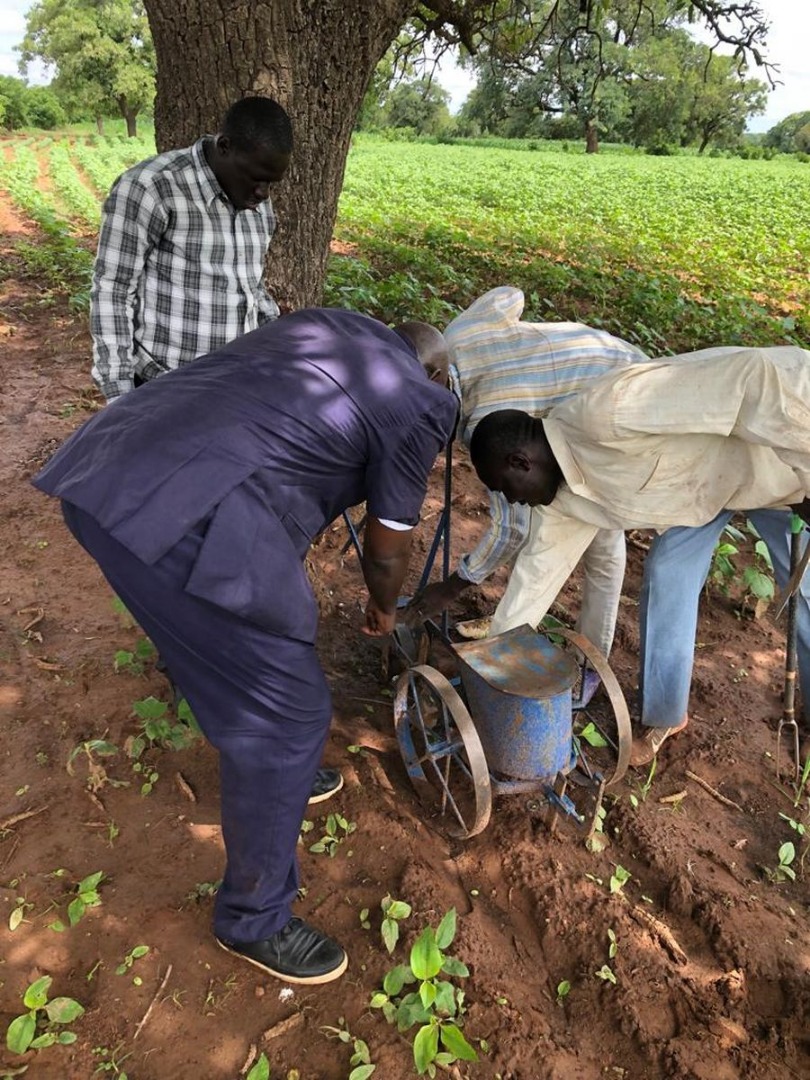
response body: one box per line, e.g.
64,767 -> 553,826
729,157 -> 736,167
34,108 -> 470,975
454,625 -> 579,781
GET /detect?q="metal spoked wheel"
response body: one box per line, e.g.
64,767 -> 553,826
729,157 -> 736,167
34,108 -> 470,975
394,665 -> 492,839
537,627 -> 632,791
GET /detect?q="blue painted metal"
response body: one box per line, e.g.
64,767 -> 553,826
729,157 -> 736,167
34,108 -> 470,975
454,625 -> 579,781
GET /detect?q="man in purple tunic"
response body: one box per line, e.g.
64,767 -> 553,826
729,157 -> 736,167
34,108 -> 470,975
34,308 -> 458,985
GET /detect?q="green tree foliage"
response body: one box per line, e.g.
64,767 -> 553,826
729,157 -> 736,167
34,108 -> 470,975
0,75 -> 66,130
18,0 -> 155,137
454,4 -> 766,152
381,77 -> 453,135
763,110 -> 810,153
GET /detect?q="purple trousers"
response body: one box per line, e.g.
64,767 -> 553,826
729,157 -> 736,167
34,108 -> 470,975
62,503 -> 332,943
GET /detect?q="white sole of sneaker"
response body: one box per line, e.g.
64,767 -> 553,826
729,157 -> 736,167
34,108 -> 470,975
307,772 -> 345,805
216,938 -> 348,984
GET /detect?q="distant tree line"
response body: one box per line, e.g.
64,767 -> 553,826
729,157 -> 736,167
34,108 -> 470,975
0,0 -> 804,161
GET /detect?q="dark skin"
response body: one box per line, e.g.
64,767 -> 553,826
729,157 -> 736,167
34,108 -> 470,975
204,135 -> 290,212
361,516 -> 414,637
361,322 -> 452,636
404,419 -> 563,626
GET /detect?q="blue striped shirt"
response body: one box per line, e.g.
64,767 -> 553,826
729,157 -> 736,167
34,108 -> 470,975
446,287 -> 647,582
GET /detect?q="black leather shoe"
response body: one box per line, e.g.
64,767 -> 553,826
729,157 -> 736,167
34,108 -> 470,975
308,767 -> 344,805
216,917 -> 347,984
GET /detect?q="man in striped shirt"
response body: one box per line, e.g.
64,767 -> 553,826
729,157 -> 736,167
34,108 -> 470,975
90,97 -> 292,401
407,286 -> 648,669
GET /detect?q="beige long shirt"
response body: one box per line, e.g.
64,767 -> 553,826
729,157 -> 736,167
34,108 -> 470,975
542,345 -> 810,532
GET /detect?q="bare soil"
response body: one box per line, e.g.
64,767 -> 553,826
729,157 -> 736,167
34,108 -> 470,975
1,200 -> 808,1080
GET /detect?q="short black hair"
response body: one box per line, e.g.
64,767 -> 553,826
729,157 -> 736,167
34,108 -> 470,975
221,96 -> 293,155
469,409 -> 535,467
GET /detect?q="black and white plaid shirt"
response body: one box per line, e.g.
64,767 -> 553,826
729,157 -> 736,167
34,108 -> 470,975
90,137 -> 279,400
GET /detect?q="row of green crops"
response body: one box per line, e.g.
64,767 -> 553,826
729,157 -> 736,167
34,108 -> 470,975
1,131 -> 808,350
328,136 -> 810,352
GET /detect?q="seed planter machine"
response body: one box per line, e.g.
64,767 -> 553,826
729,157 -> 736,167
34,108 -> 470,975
343,443 -> 632,840
391,621 -> 632,840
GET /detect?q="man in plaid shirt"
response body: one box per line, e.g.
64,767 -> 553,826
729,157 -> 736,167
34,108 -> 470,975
90,96 -> 293,401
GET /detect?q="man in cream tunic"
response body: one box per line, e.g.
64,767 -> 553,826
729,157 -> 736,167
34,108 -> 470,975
470,345 -> 810,764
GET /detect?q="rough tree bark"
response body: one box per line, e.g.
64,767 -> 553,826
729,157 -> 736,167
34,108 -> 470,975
143,0 -> 416,311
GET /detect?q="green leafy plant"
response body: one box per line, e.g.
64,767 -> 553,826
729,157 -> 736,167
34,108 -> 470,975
92,1042 -> 132,1077
555,979 -> 571,1004
67,737 -> 124,793
113,637 -> 155,674
125,696 -> 201,795
585,802 -> 609,854
309,812 -> 356,857
629,757 -> 657,807
609,866 -> 631,894
8,895 -> 33,933
577,722 -> 608,748
116,945 -> 150,984
370,908 -> 477,1077
246,1053 -> 270,1080
49,870 -> 105,932
765,841 -> 796,883
6,976 -> 84,1054
381,894 -> 412,953
321,1018 -> 376,1080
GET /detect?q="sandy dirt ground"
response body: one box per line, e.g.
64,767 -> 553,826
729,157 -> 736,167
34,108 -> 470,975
1,197 -> 809,1080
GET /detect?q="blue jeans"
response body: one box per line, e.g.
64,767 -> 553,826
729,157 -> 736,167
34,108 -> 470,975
639,509 -> 809,728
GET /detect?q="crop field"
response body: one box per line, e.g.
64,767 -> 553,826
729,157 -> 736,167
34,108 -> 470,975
2,127 -> 810,1079
1,129 -> 808,352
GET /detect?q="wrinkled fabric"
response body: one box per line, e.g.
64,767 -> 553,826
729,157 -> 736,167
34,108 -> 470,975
35,308 -> 458,639
544,345 -> 810,531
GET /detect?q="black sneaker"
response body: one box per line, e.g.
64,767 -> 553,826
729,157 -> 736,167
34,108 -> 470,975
308,767 -> 344,805
216,917 -> 347,984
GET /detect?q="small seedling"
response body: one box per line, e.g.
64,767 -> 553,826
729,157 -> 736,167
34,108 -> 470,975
246,1053 -> 271,1080
67,738 -> 124,794
115,945 -> 150,982
359,907 -> 371,930
578,722 -> 608,748
8,896 -> 33,932
92,1042 -> 132,1077
607,928 -> 618,958
595,964 -> 617,985
5,976 -> 84,1054
586,803 -> 608,853
609,866 -> 631,894
321,1018 -> 376,1079
555,980 -> 571,1004
113,637 -> 155,675
629,757 -> 657,808
49,870 -> 104,931
186,880 -> 220,904
764,842 -> 796,883
370,908 -> 477,1077
381,894 -> 412,953
126,696 -> 201,795
309,813 -> 356,857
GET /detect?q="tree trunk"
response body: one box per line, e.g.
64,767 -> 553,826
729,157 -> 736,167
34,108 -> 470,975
143,0 -> 415,311
117,98 -> 139,139
585,118 -> 599,154
95,116 -> 104,136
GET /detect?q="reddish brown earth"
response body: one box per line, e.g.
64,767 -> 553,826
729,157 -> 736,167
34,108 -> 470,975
1,199 -> 809,1080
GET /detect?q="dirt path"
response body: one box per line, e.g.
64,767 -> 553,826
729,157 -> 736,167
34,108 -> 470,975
0,197 -> 808,1080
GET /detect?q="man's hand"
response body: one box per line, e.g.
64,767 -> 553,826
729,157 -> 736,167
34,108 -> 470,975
402,573 -> 471,627
361,600 -> 397,637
